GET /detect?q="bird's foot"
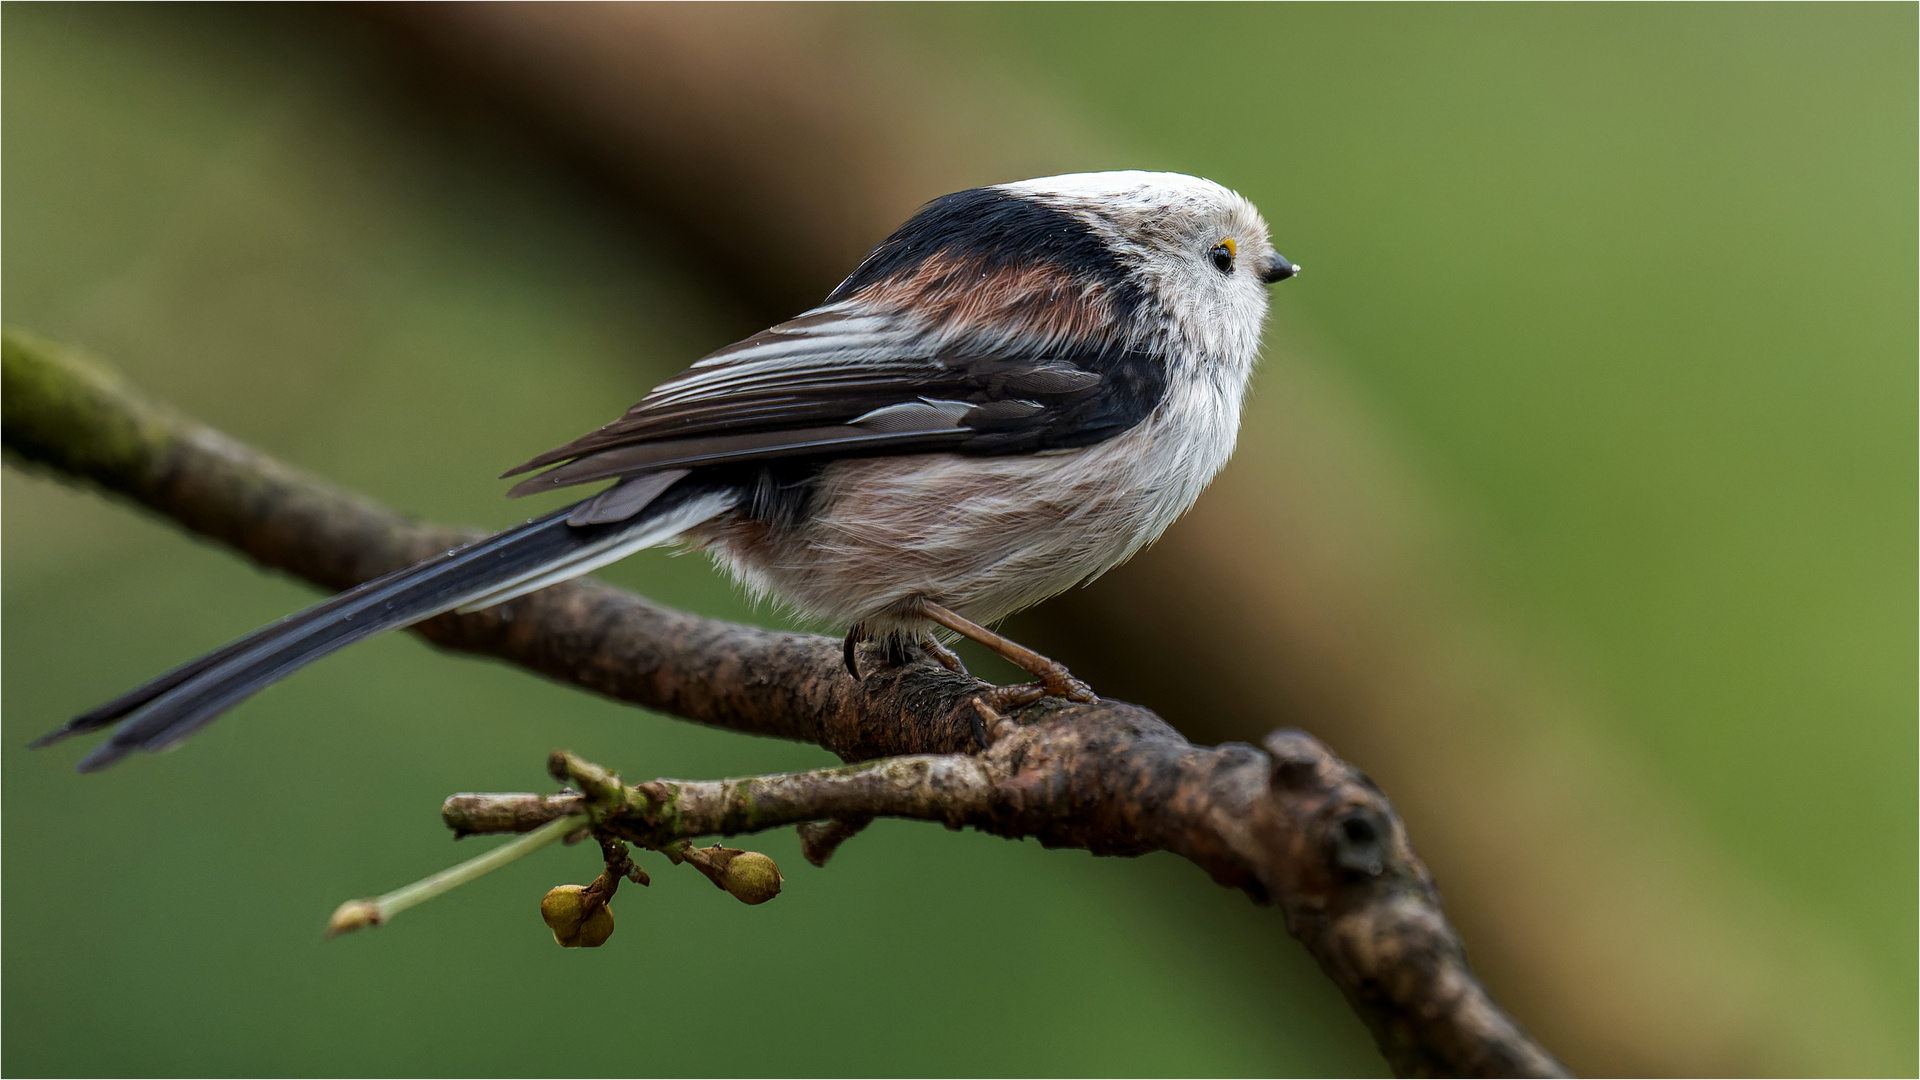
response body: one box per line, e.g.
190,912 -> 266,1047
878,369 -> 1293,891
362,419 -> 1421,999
906,599 -> 1098,709
1038,663 -> 1096,703
921,635 -> 968,675
846,626 -> 984,684
975,662 -> 1095,712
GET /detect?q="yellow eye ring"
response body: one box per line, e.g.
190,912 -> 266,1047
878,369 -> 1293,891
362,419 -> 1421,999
1209,237 -> 1237,273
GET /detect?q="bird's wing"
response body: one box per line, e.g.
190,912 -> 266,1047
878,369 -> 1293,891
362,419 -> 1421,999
501,303 -> 1165,498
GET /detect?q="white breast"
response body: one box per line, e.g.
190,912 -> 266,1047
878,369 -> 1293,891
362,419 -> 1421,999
694,356 -> 1250,631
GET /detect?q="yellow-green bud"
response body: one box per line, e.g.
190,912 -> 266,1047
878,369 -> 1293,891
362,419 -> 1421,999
325,899 -> 382,938
718,851 -> 784,905
574,902 -> 614,947
541,884 -> 616,947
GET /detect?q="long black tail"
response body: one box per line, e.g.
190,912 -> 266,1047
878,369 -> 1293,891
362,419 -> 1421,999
35,482 -> 735,772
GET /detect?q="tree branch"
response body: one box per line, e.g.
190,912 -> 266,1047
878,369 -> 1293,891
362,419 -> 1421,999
1,327 -> 1568,1079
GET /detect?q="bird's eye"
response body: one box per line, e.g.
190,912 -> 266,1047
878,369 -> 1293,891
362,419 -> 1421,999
1210,238 -> 1237,274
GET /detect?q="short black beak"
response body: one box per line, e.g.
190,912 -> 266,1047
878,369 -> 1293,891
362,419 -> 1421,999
1261,252 -> 1299,284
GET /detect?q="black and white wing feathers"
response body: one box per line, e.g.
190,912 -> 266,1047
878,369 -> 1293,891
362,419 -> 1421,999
502,303 -> 1161,500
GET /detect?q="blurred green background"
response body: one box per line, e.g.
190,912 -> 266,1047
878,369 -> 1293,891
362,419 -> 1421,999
3,4 -> 1912,1076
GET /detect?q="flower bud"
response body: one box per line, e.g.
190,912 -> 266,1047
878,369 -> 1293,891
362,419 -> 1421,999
574,903 -> 614,947
541,884 -> 615,947
717,851 -> 783,905
325,899 -> 382,938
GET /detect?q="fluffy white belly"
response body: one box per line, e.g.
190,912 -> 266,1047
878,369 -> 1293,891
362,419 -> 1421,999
692,372 -> 1244,630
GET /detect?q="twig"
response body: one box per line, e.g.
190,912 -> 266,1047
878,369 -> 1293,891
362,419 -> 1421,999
326,813 -> 589,937
1,327 -> 1568,1079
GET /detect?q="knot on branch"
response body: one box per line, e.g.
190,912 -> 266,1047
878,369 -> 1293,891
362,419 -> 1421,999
798,816 -> 873,866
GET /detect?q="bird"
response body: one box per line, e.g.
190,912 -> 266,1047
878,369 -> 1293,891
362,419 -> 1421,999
36,170 -> 1297,772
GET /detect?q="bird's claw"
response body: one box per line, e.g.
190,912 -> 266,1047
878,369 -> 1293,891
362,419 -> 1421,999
1027,657 -> 1096,703
979,683 -> 1047,712
843,625 -> 866,681
977,663 -> 1096,712
1043,665 -> 1097,704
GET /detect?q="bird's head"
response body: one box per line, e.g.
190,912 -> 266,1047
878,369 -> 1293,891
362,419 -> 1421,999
828,170 -> 1296,364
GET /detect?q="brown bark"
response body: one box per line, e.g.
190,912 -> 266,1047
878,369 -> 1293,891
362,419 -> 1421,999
2,327 -> 1565,1078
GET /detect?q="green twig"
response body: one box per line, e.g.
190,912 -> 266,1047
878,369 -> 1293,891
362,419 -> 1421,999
326,813 -> 590,938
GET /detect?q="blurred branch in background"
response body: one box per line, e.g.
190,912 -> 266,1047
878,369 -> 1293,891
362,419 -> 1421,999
351,4 -> 1905,1075
368,2 -> 1091,316
2,328 -> 1567,1079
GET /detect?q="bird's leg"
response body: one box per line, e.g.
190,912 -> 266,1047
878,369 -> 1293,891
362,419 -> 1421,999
907,600 -> 1096,708
920,634 -> 968,675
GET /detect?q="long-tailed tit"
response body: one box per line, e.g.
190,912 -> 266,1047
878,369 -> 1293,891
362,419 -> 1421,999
40,171 -> 1297,771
